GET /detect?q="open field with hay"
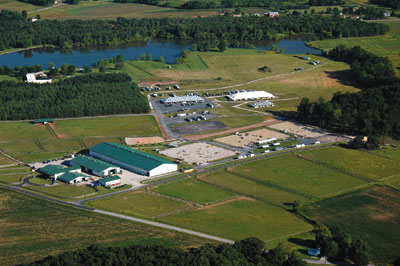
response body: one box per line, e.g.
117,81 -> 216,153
159,197 -> 313,243
302,186 -> 400,264
152,177 -> 236,204
0,187 -> 215,266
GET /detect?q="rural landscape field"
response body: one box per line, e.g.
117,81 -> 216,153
0,0 -> 399,265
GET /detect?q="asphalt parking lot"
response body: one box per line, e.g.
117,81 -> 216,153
150,97 -> 214,114
170,120 -> 226,135
165,113 -> 218,126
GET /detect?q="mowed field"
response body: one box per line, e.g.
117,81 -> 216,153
230,153 -> 366,198
0,116 -> 160,163
159,197 -> 313,243
0,166 -> 31,184
300,146 -> 400,180
0,188 -> 215,266
302,186 -> 400,264
309,20 -> 400,74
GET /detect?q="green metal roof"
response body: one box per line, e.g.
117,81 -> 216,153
90,142 -> 176,172
71,155 -> 119,173
58,172 -> 88,183
102,176 -> 120,182
33,118 -> 54,123
38,165 -> 66,176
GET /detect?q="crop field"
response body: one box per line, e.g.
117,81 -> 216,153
85,191 -> 193,219
24,184 -> 96,199
160,197 -> 313,243
198,170 -> 307,206
54,116 -> 160,138
0,188 -> 214,266
230,154 -> 366,197
300,146 -> 400,180
302,186 -> 400,264
152,177 -> 236,204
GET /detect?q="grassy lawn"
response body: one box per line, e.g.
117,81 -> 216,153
302,186 -> 400,264
0,0 -> 43,12
28,177 -> 52,185
0,122 -> 53,142
368,145 -> 400,161
212,115 -> 266,128
300,146 -> 400,180
0,166 -> 31,184
24,184 -> 96,199
84,191 -> 192,219
152,177 -> 236,204
160,197 -> 313,243
83,137 -> 123,148
13,151 -> 69,164
40,138 -> 83,152
0,156 -> 14,166
0,187 -> 215,266
55,116 -> 160,138
231,154 -> 366,197
198,170 -> 307,206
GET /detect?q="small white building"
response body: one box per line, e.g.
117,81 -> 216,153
99,176 -> 121,187
26,72 -> 52,84
227,91 -> 275,101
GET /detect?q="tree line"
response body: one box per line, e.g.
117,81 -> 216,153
0,73 -> 150,120
26,238 -> 308,266
297,45 -> 399,138
308,0 -> 345,6
371,0 -> 400,10
18,0 -> 55,6
0,9 -> 388,50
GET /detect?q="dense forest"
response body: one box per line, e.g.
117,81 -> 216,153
27,238 -> 307,266
371,0 -> 400,10
18,0 -> 55,6
297,45 -> 399,138
308,0 -> 345,6
0,10 -> 388,50
0,73 -> 150,120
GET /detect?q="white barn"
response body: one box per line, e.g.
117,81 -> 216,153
227,91 -> 275,101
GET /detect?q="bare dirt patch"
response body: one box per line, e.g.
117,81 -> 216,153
48,123 -> 66,139
184,119 -> 281,141
125,137 -> 165,145
138,80 -> 178,88
269,121 -> 325,138
160,142 -> 236,164
215,128 -> 288,147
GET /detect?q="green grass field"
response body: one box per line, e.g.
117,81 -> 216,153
300,146 -> 400,180
152,177 -> 236,204
0,123 -> 53,142
41,139 -> 83,151
0,187 -> 215,266
160,197 -> 313,243
0,156 -> 14,166
302,186 -> 400,264
198,170 -> 307,206
368,145 -> 400,161
85,191 -> 192,218
54,116 -> 160,138
24,184 -> 96,199
230,153 -> 366,197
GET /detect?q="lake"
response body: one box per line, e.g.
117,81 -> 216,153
0,39 -> 322,68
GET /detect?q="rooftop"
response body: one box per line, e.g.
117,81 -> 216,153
33,118 -> 54,123
37,164 -> 80,176
102,176 -> 121,182
161,95 -> 204,104
71,155 -> 119,173
228,91 -> 275,101
58,171 -> 88,183
90,142 -> 176,171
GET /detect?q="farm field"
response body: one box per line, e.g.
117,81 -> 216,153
0,166 -> 31,184
24,184 -> 96,199
0,122 -> 53,142
300,146 -> 400,180
302,186 -> 400,264
0,187 -> 215,266
198,170 -> 307,206
54,116 -> 160,138
230,153 -> 366,197
84,191 -> 193,219
0,156 -> 14,166
160,197 -> 313,243
152,177 -> 236,204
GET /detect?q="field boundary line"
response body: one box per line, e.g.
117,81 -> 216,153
264,229 -> 314,243
197,54 -> 209,69
294,153 -> 372,182
146,190 -> 203,207
128,62 -> 154,77
151,206 -> 198,219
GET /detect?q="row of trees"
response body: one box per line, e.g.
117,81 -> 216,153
297,45 -> 399,138
308,0 -> 345,6
27,238 -> 307,266
18,0 -> 55,6
316,226 -> 369,266
0,10 -> 388,50
0,73 -> 149,120
371,0 -> 400,10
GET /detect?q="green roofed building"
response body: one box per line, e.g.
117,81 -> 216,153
70,155 -> 121,177
32,118 -> 54,124
58,171 -> 89,184
99,176 -> 121,187
89,142 -> 177,177
37,164 -> 81,179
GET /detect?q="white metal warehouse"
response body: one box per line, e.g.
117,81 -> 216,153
227,91 -> 275,101
160,95 -> 204,104
89,142 -> 178,177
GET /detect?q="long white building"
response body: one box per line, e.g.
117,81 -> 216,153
227,91 -> 275,101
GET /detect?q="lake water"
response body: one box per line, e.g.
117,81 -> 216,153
0,39 -> 322,68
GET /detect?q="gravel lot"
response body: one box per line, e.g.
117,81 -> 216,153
214,128 -> 288,147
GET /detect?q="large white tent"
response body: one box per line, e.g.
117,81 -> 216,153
227,91 -> 275,101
